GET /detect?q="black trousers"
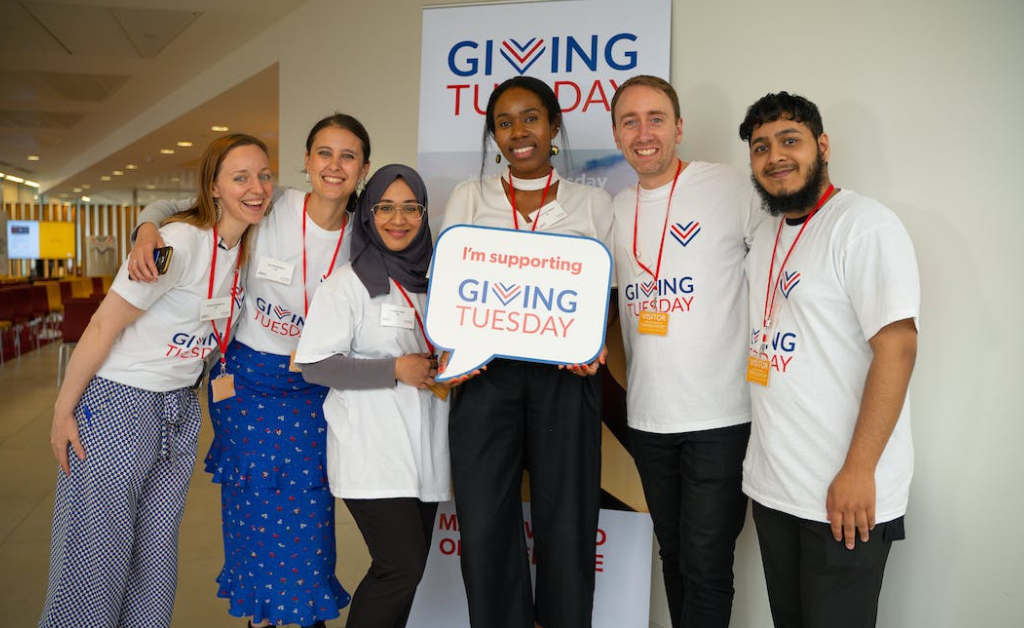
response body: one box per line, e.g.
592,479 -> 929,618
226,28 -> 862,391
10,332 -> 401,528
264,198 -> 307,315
628,423 -> 750,628
752,501 -> 904,628
449,359 -> 602,628
343,498 -> 438,628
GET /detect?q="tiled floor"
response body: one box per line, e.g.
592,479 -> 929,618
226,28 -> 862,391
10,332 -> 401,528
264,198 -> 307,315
0,344 -> 370,627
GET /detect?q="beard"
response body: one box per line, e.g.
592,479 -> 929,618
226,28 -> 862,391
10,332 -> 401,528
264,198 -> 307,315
753,151 -> 827,217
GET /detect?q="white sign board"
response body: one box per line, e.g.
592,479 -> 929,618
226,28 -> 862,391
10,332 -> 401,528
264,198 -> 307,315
408,501 -> 653,628
426,225 -> 612,381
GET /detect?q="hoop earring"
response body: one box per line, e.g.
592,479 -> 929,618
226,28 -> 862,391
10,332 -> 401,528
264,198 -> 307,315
550,145 -> 560,156
304,171 -> 310,183
495,153 -> 502,164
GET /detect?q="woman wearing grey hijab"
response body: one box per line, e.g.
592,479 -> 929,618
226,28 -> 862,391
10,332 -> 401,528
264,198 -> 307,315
295,164 -> 450,628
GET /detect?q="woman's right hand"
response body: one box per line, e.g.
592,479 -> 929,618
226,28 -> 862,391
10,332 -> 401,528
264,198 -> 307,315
51,409 -> 86,476
437,350 -> 486,388
395,353 -> 439,389
127,223 -> 165,282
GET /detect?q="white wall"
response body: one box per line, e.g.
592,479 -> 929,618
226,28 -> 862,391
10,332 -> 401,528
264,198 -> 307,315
102,0 -> 1024,625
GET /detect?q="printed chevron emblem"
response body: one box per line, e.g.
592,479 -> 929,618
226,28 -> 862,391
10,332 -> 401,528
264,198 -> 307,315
670,220 -> 701,247
492,282 -> 522,305
640,280 -> 657,297
501,38 -> 546,74
780,271 -> 801,298
273,304 -> 291,319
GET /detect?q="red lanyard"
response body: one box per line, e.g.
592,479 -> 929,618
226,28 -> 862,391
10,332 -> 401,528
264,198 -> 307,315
632,159 -> 683,284
207,225 -> 241,368
391,279 -> 434,355
301,193 -> 347,316
509,169 -> 554,231
761,184 -> 835,328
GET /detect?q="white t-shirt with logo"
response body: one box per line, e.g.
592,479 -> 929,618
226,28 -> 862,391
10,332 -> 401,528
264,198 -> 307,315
442,174 -> 613,248
99,221 -> 242,391
742,189 -> 920,523
294,265 -> 451,502
235,187 -> 353,354
613,161 -> 764,433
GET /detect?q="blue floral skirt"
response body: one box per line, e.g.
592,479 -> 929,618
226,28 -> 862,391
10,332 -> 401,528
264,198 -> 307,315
205,340 -> 350,625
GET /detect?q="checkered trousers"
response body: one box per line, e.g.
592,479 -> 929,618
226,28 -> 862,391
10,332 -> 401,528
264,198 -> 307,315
39,377 -> 201,628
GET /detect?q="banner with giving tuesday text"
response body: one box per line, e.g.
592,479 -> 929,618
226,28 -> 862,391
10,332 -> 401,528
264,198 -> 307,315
417,0 -> 671,229
412,1 -> 671,626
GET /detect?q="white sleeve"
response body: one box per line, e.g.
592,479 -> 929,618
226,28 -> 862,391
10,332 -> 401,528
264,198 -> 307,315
111,226 -> 191,309
440,183 -> 475,231
840,218 -> 921,340
294,276 -> 357,364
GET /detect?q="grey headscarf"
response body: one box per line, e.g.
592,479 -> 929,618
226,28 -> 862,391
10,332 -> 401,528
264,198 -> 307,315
350,164 -> 433,297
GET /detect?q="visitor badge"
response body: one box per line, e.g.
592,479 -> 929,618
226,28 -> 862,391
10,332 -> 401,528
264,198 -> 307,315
288,350 -> 301,373
211,371 -> 236,402
200,297 -> 232,321
381,303 -> 416,329
746,355 -> 770,387
426,381 -> 450,401
533,201 -> 568,230
255,256 -> 294,284
638,310 -> 668,335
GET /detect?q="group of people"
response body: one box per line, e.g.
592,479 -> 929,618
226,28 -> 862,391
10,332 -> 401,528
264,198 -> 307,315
41,73 -> 918,628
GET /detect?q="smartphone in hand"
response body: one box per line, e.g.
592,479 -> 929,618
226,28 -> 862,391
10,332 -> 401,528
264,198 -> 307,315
153,246 -> 174,274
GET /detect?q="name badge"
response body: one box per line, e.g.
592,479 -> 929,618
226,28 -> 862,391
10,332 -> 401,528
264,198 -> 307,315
211,372 -> 236,402
288,350 -> 302,373
255,256 -> 294,284
381,303 -> 416,329
532,201 -> 568,230
746,355 -> 770,387
622,246 -> 646,278
638,310 -> 669,335
200,297 -> 232,321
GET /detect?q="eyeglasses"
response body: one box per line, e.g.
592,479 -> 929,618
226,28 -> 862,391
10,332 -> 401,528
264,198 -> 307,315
371,203 -> 425,221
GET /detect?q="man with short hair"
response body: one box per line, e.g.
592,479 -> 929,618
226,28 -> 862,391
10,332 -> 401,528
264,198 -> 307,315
739,91 -> 919,628
609,75 -> 763,628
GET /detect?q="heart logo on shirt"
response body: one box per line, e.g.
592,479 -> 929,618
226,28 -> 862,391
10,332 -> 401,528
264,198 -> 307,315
670,220 -> 701,247
492,282 -> 523,305
780,271 -> 801,298
501,38 -> 546,74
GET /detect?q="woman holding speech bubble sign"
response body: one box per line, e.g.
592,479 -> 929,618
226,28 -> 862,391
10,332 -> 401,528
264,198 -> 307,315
439,76 -> 614,628
295,164 -> 450,628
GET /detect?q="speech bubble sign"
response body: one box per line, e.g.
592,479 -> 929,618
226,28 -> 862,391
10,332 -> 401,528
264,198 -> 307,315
426,225 -> 612,381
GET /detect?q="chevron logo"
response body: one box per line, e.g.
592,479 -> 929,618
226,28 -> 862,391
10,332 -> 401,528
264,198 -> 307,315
670,220 -> 701,247
492,282 -> 523,305
273,304 -> 291,319
500,38 -> 546,74
780,271 -> 801,298
640,280 -> 657,297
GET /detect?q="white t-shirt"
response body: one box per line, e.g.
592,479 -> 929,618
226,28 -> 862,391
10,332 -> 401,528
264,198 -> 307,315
742,189 -> 920,523
442,173 -> 614,247
235,187 -> 353,354
613,161 -> 764,433
99,221 -> 243,391
294,265 -> 451,502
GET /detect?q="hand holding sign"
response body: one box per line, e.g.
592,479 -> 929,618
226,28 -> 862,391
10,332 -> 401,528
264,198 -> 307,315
426,225 -> 612,382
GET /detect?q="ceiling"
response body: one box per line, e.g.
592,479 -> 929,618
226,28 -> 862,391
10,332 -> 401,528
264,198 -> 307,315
0,0 -> 304,205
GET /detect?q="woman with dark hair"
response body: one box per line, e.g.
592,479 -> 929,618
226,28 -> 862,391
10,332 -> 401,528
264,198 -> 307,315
440,76 -> 614,628
129,114 -> 371,627
42,134 -> 272,628
296,164 -> 449,628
